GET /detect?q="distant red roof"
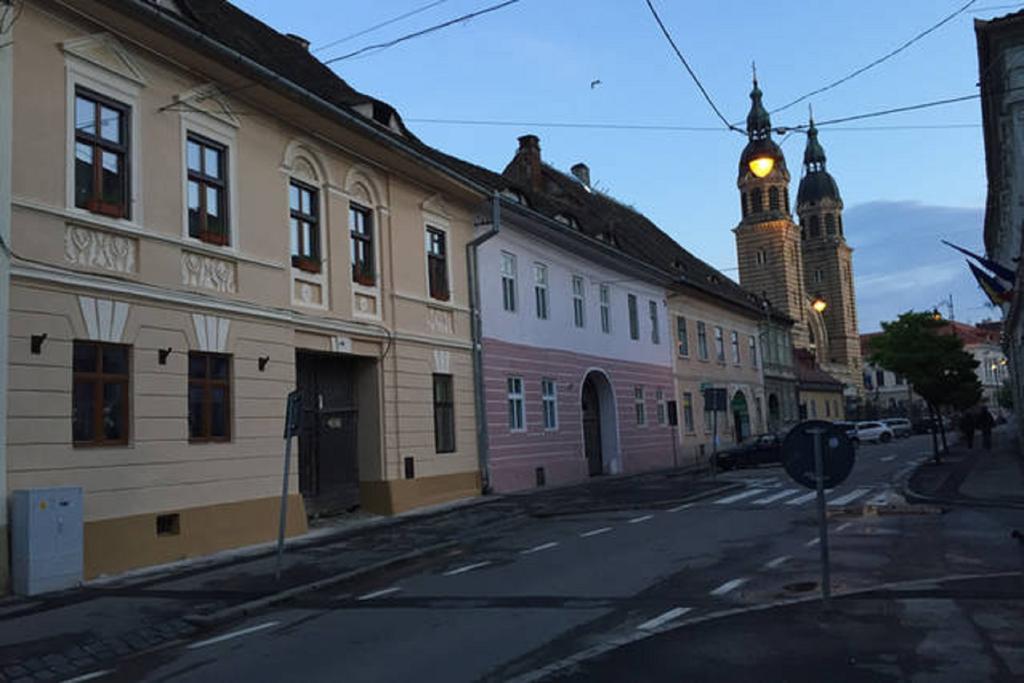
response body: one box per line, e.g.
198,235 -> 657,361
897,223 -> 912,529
859,320 -> 1000,355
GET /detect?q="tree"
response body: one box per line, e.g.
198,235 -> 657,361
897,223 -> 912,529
868,311 -> 982,462
997,380 -> 1014,412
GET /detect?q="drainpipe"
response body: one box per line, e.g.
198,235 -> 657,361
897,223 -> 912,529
467,192 -> 501,493
0,11 -> 12,592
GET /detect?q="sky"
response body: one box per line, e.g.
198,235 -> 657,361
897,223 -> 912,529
233,0 -> 1016,331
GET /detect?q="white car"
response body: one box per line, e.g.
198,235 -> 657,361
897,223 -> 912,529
852,421 -> 894,444
882,418 -> 912,438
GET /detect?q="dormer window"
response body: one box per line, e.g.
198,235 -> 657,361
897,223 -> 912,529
501,189 -> 528,206
554,213 -> 580,230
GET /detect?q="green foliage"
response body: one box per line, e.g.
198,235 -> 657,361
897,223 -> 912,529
997,379 -> 1014,410
868,311 -> 982,413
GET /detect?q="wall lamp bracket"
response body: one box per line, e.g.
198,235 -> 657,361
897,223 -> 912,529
30,334 -> 46,355
158,347 -> 172,365
258,356 -> 270,372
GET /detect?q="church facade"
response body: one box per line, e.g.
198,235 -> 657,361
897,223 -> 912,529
733,78 -> 864,406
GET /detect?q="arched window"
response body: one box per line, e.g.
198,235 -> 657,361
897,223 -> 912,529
784,192 -> 789,213
741,193 -> 749,217
809,215 -> 821,237
825,213 -> 836,235
768,186 -> 780,210
751,188 -> 763,213
837,214 -> 843,235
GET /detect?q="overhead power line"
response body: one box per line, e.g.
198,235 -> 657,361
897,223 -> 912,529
405,117 -> 980,132
323,0 -> 521,65
313,0 -> 450,54
796,93 -> 980,129
771,0 -> 978,116
643,0 -> 742,134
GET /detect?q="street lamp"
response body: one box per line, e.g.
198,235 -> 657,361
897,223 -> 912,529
931,308 -> 943,321
748,156 -> 775,178
811,296 -> 827,314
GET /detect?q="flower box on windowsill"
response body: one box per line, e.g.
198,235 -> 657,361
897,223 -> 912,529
352,267 -> 376,287
195,230 -> 230,247
83,199 -> 126,220
291,255 -> 321,274
430,287 -> 451,303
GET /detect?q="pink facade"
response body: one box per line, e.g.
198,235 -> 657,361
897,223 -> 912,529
483,337 -> 676,492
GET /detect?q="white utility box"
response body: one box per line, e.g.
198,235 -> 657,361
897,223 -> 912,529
11,487 -> 83,596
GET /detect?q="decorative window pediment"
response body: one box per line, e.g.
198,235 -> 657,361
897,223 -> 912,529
172,84 -> 240,128
421,194 -> 450,220
62,34 -> 147,87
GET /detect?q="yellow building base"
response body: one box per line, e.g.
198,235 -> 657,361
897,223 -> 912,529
360,471 -> 482,515
84,494 -> 308,580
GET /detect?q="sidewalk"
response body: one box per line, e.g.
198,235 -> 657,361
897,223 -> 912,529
0,463 -> 732,682
906,422 -> 1024,509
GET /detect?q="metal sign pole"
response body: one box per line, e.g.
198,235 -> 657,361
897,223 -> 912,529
275,391 -> 301,582
812,428 -> 831,607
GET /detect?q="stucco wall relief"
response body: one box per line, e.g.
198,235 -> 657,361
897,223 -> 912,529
65,225 -> 137,274
181,251 -> 238,293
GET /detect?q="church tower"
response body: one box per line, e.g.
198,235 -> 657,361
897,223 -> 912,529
734,77 -> 810,348
796,117 -> 863,391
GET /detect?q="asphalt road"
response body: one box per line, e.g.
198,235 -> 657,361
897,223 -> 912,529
98,434 -> 1023,682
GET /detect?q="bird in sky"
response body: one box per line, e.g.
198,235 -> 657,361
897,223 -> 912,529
590,79 -> 602,89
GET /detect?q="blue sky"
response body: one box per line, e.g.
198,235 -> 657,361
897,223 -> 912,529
233,0 -> 1013,330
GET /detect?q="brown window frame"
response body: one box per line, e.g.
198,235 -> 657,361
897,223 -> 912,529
432,374 -> 456,453
188,351 -> 232,443
289,179 -> 321,273
72,341 -> 130,447
350,203 -> 376,286
74,88 -> 130,219
426,226 -> 450,301
187,133 -> 230,246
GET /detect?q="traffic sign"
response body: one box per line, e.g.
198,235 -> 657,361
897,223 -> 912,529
782,420 -> 855,490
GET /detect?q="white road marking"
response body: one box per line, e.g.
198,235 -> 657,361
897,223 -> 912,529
710,578 -> 749,596
752,488 -> 799,505
805,537 -> 820,547
829,488 -> 871,506
443,561 -> 492,576
580,527 -> 612,538
628,514 -> 654,524
668,503 -> 694,512
764,555 -> 790,569
357,587 -> 402,601
63,671 -> 115,683
186,621 -> 280,650
880,455 -> 896,462
636,607 -> 692,631
785,491 -> 819,506
836,522 -> 853,532
714,489 -> 766,505
521,541 -> 559,555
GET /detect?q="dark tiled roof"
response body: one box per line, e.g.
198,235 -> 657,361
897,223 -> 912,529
794,349 -> 843,390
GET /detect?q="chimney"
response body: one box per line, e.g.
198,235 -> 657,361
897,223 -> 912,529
286,33 -> 310,51
571,163 -> 590,188
517,134 -> 542,192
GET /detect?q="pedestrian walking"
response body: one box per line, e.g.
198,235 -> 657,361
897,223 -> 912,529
978,407 -> 995,451
959,411 -> 976,449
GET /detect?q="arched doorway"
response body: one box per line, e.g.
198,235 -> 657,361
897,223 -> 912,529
581,370 -> 620,476
767,393 -> 781,432
731,391 -> 750,443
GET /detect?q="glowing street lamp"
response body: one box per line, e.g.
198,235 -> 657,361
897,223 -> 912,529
748,156 -> 775,178
811,296 -> 828,314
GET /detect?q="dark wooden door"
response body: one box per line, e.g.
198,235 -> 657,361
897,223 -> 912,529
296,352 -> 360,517
582,377 -> 603,476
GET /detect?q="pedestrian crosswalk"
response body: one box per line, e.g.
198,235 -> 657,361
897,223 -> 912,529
710,479 -> 886,508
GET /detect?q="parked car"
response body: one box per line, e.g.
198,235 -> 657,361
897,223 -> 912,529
882,418 -> 912,438
851,421 -> 895,444
713,433 -> 783,470
833,421 -> 859,443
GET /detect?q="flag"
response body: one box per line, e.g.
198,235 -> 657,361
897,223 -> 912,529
942,240 -> 1016,284
968,261 -> 1013,306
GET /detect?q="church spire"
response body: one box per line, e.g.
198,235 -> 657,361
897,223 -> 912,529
746,67 -> 772,141
803,110 -> 827,172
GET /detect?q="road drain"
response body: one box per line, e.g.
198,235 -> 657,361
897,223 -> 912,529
783,581 -> 818,593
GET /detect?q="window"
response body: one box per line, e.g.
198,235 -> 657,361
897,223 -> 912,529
72,341 -> 130,445
350,204 -> 375,285
682,392 -> 695,432
825,213 -> 836,235
649,301 -> 660,344
697,321 -> 709,360
187,134 -> 228,245
507,376 -> 524,431
676,316 -> 689,357
813,269 -> 823,284
809,215 -> 821,237
656,389 -> 666,425
714,326 -> 725,361
751,187 -> 763,213
731,331 -> 740,364
432,374 -> 455,453
750,336 -> 758,368
188,352 -> 231,441
825,400 -> 831,418
572,275 -> 585,328
426,227 -> 449,301
628,294 -> 639,340
741,193 -> 749,217
289,180 -> 319,272
634,385 -> 646,425
768,186 -> 780,210
756,249 -> 767,267
599,285 -> 611,333
534,263 -> 549,320
810,400 -> 817,418
541,378 -> 557,430
501,252 -> 517,312
875,369 -> 886,387
74,90 -> 130,219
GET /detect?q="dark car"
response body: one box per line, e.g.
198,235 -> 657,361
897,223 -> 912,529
713,433 -> 782,470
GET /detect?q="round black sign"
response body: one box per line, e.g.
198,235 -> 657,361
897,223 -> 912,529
782,420 -> 856,490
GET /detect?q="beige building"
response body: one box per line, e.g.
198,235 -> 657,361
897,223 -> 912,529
3,0 -> 490,581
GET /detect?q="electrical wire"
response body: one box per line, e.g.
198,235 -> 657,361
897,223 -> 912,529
323,0 -> 521,65
643,0 -> 742,134
404,117 -> 981,133
313,0 -> 450,54
770,0 -> 978,116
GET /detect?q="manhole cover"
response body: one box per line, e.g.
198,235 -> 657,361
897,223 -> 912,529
783,581 -> 818,593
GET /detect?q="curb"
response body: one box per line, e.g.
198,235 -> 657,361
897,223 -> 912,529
182,540 -> 458,626
900,454 -> 1024,511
